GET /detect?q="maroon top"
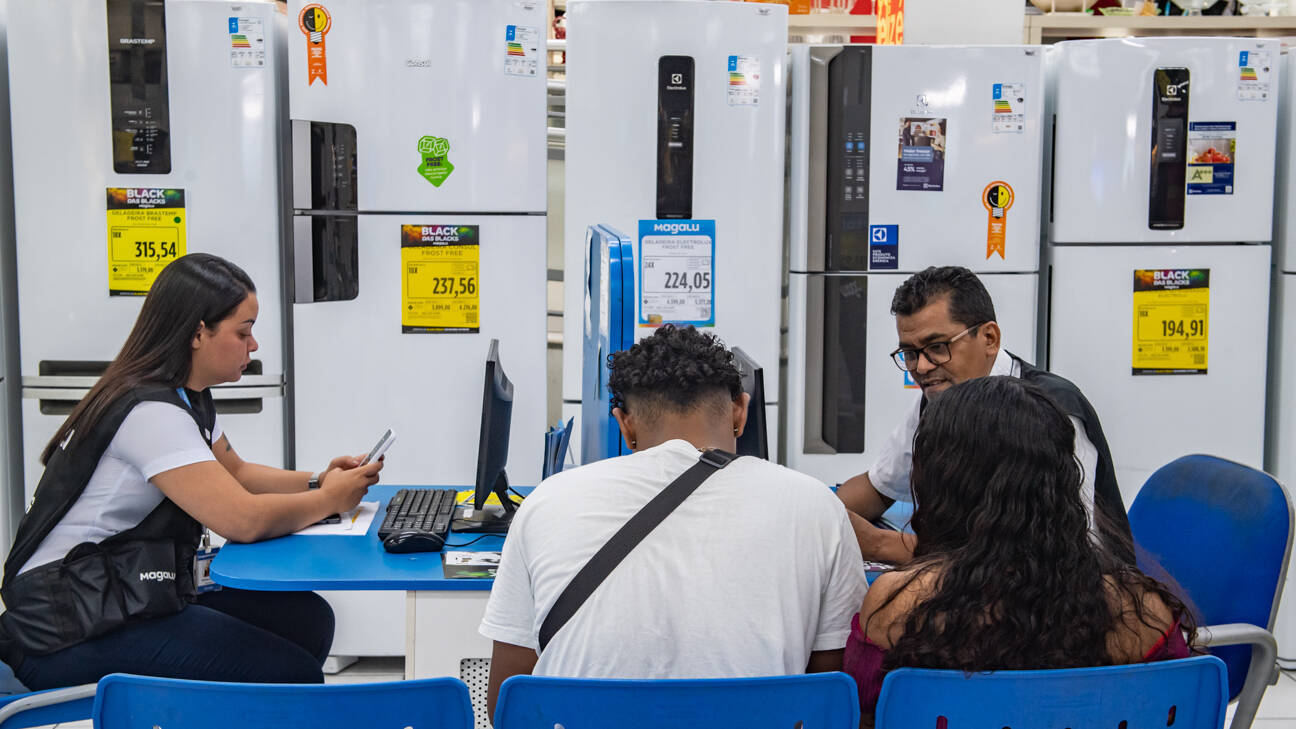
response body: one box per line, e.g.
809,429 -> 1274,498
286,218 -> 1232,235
843,612 -> 1192,714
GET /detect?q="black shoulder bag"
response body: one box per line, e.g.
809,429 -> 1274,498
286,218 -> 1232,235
537,448 -> 737,652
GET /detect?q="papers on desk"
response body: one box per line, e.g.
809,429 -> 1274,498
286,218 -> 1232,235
442,551 -> 501,579
542,416 -> 575,480
294,501 -> 379,536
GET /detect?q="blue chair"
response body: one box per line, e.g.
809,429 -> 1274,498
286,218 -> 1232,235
93,674 -> 473,729
493,673 -> 859,729
0,684 -> 95,729
1128,455 -> 1294,729
875,655 -> 1228,729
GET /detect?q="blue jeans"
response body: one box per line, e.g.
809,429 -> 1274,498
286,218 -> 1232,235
15,589 -> 334,690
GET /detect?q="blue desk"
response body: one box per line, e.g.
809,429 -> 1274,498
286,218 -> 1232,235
212,485 -> 509,679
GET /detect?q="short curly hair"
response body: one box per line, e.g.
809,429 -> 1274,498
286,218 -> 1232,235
606,325 -> 743,424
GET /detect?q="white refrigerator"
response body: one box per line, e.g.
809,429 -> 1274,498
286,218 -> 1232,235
0,1 -> 19,552
1046,38 -> 1278,506
287,0 -> 548,658
1266,45 -> 1296,661
561,0 -> 787,461
7,0 -> 290,504
785,44 -> 1044,484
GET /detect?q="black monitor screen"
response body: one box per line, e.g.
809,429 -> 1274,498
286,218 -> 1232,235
731,347 -> 768,460
456,339 -> 517,534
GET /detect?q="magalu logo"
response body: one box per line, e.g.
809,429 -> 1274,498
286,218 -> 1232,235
417,136 -> 455,187
139,571 -> 176,582
651,222 -> 700,234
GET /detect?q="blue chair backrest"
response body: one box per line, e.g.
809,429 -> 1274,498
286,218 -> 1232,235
1128,454 -> 1294,700
876,655 -> 1228,729
580,223 -> 634,464
94,674 -> 473,729
0,686 -> 94,729
494,673 -> 859,729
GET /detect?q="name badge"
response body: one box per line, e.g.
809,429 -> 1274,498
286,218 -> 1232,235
195,546 -> 221,593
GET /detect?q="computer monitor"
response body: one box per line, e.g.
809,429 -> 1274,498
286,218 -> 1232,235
731,347 -> 768,460
453,339 -> 519,534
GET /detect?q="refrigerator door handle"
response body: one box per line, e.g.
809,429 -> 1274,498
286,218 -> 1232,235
293,215 -> 316,304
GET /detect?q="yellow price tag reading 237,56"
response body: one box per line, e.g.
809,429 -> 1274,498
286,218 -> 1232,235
106,187 -> 186,296
401,224 -> 480,333
1132,268 -> 1209,376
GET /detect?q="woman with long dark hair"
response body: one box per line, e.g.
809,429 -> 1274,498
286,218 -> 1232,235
0,253 -> 382,689
844,376 -> 1192,719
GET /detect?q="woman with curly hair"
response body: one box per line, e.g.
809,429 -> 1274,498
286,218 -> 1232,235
482,325 -> 866,714
844,376 -> 1192,720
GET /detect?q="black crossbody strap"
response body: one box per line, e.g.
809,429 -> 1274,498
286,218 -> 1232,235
538,448 -> 738,652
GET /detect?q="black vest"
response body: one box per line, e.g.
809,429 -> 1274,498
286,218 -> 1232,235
0,387 -> 215,664
1009,353 -> 1135,551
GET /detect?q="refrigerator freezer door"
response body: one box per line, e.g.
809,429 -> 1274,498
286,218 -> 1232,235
287,0 -> 546,214
8,0 -> 287,377
21,387 -> 286,504
1268,273 -> 1296,656
784,270 -> 1036,484
292,214 -> 546,487
561,0 -> 787,408
1049,38 -> 1279,244
788,45 -> 1045,275
1275,51 -> 1296,273
864,45 -> 1044,274
1048,245 -> 1270,506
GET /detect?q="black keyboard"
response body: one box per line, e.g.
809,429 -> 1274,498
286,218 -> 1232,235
377,488 -> 458,542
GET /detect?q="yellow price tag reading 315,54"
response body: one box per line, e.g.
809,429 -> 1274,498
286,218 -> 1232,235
1132,268 -> 1209,376
106,187 -> 186,296
401,224 -> 480,333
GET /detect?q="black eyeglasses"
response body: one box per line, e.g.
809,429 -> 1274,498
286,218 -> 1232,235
889,323 -> 986,372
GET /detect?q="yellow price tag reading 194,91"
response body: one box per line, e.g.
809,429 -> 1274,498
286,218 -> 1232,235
1131,268 -> 1209,376
400,224 -> 481,333
106,187 -> 186,296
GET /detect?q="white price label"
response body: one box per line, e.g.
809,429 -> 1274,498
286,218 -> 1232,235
639,221 -> 716,327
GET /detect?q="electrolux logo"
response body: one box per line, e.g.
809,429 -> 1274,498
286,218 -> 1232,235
652,222 -> 700,234
139,571 -> 175,582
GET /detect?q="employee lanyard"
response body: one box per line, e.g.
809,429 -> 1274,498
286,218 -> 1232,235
175,388 -> 192,408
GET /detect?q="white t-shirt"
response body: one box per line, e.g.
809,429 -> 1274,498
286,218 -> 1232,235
480,439 -> 867,679
868,349 -> 1099,520
19,401 -> 222,574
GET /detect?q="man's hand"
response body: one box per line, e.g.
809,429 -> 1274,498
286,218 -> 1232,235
847,511 -> 915,563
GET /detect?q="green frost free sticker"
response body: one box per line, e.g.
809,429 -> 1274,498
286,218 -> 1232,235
417,135 -> 454,187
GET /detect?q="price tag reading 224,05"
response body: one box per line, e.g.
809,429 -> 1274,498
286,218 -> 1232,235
106,187 -> 186,296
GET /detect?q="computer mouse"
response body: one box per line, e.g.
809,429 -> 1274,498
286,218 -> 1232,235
382,530 -> 445,554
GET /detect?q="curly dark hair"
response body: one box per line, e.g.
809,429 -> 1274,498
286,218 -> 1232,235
606,325 -> 743,423
872,376 -> 1195,673
891,266 -> 996,329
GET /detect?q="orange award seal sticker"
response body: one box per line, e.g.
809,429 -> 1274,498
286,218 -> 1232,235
298,4 -> 332,86
982,181 -> 1013,260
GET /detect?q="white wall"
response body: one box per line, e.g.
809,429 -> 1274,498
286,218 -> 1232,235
903,0 -> 1025,45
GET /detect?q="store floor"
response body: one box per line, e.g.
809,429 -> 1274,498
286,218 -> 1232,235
38,662 -> 1296,727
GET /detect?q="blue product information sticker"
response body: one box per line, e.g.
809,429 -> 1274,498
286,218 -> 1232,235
869,224 -> 899,270
638,220 -> 716,328
1186,122 -> 1235,195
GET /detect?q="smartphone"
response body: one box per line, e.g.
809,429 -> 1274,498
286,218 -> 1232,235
360,428 -> 396,466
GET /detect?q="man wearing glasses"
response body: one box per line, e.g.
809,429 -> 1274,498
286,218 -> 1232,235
836,266 -> 1131,563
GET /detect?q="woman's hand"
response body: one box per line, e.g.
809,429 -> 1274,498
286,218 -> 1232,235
318,458 -> 383,513
318,454 -> 363,487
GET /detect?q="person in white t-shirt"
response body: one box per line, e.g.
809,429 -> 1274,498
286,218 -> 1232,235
481,325 -> 867,715
0,254 -> 383,690
837,266 -> 1130,564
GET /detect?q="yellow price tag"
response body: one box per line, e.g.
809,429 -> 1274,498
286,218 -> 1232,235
400,224 -> 480,333
1132,269 -> 1209,375
106,188 -> 186,296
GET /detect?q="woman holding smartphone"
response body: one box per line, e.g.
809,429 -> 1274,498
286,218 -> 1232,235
0,253 -> 383,689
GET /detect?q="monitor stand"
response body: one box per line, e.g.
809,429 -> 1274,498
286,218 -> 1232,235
451,470 -> 518,534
